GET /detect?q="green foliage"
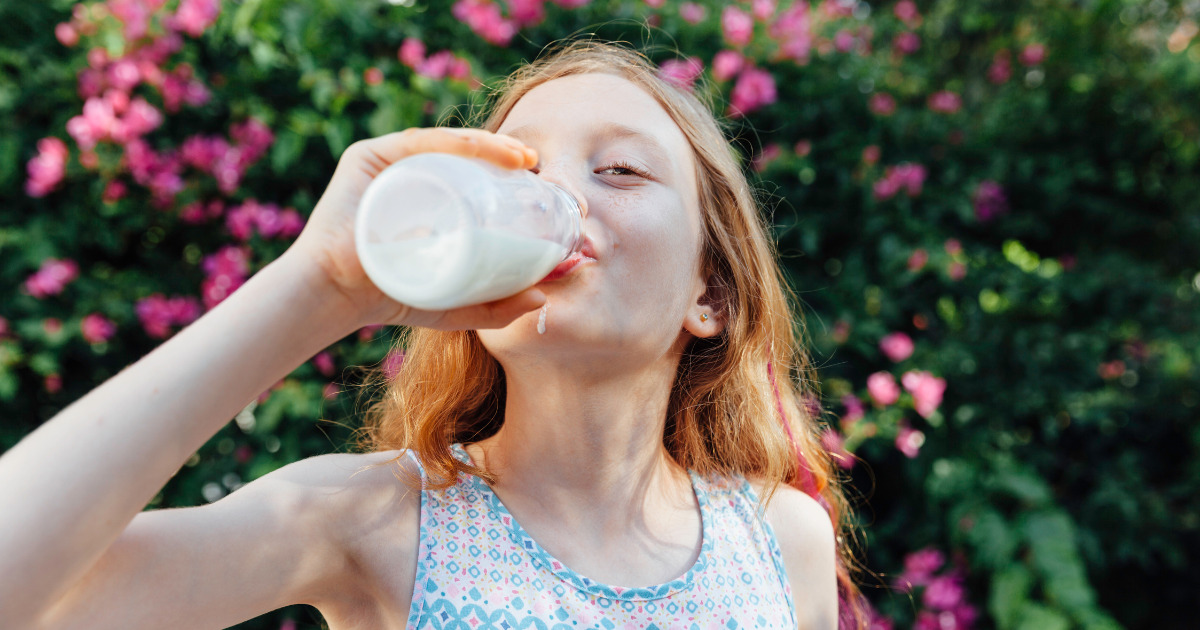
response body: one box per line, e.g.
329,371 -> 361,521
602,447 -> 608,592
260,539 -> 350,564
2,0 -> 1198,628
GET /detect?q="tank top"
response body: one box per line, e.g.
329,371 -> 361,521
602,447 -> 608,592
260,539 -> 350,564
403,444 -> 796,629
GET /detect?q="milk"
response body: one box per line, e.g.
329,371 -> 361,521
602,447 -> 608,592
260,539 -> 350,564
360,228 -> 567,310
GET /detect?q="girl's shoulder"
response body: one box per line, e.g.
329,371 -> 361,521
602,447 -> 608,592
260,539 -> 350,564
280,450 -> 424,627
745,477 -> 839,630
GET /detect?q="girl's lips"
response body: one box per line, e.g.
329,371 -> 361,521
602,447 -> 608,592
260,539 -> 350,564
540,237 -> 597,283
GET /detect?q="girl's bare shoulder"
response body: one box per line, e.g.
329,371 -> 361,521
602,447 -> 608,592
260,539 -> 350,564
749,479 -> 839,630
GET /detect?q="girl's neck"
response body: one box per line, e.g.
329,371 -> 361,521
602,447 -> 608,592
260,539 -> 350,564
467,354 -> 690,533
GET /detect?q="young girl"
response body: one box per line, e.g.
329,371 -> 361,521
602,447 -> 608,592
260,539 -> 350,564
1,42 -> 857,629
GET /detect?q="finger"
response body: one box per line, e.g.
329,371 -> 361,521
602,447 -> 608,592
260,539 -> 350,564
353,128 -> 532,174
440,287 -> 547,330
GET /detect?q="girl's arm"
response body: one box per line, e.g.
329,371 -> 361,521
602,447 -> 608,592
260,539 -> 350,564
0,128 -> 541,628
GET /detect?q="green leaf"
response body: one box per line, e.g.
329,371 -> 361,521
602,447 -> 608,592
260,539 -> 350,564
271,130 -> 306,174
1016,603 -> 1071,630
990,564 -> 1034,630
323,117 -> 354,158
0,369 -> 17,401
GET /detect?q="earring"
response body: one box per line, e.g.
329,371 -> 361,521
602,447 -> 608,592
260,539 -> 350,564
700,312 -> 710,322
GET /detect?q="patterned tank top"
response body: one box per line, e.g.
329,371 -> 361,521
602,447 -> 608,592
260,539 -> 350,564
403,444 -> 796,629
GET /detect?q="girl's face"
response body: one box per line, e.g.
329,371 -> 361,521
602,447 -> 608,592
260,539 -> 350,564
478,73 -> 715,371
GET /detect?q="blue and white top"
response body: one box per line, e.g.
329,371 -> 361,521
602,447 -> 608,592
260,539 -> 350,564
402,444 -> 796,629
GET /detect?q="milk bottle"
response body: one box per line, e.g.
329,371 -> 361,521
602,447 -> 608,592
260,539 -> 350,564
355,153 -> 584,310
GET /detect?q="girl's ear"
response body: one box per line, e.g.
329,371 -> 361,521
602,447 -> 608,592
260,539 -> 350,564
683,273 -> 729,339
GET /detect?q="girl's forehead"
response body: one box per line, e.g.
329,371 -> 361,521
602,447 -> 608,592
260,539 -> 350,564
498,73 -> 694,159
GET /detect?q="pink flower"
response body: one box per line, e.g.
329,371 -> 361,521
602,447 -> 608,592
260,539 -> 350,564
721,6 -> 754,47
893,0 -> 921,28
1098,360 -> 1126,380
448,57 -> 472,82
323,382 -> 340,399
452,0 -> 515,46
879,332 -> 914,362
109,0 -> 151,41
56,23 -> 80,47
45,374 -> 63,394
893,31 -> 920,55
201,273 -> 246,310
869,92 -> 896,116
907,249 -> 928,271
923,574 -> 965,610
751,143 -> 782,172
417,50 -> 455,80
867,372 -> 900,406
902,370 -> 946,418
659,57 -> 704,90
711,50 -> 744,81
135,294 -> 201,338
202,245 -> 251,278
973,180 -> 1008,222
928,90 -> 962,114
794,140 -> 812,157
988,49 -> 1012,84
25,258 -> 79,298
313,351 -> 336,377
821,429 -> 855,469
1019,42 -> 1047,66
66,97 -> 117,151
398,38 -> 426,68
107,59 -> 141,91
508,0 -> 546,26
171,0 -> 221,38
944,238 -> 962,255
200,245 -> 251,309
752,0 -> 776,20
102,180 -> 128,203
43,318 -> 63,335
382,349 -> 406,380
181,134 -> 230,172
841,394 -> 865,424
833,29 -> 856,53
0,316 -> 9,339
948,261 -> 967,281
895,424 -> 924,458
180,199 -> 225,224
113,97 -> 163,142
81,313 -> 117,344
771,4 -> 813,64
680,2 -> 706,24
231,118 -> 274,162
358,324 -> 384,341
161,66 -> 211,112
902,547 -> 945,586
862,145 -> 881,165
874,163 -> 927,200
25,137 -> 70,197
278,209 -> 305,238
729,67 -> 777,117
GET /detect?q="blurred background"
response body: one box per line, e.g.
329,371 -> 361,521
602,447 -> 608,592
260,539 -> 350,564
2,0 -> 1198,628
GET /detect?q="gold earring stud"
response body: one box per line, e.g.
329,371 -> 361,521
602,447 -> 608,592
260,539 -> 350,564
700,313 -> 710,322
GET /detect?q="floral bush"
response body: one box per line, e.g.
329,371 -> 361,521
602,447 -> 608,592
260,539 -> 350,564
2,1 -> 1198,628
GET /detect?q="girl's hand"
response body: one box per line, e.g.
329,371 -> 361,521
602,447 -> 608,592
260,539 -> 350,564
283,128 -> 544,330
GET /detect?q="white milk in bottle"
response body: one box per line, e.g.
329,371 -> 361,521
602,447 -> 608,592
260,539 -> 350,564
355,153 -> 583,310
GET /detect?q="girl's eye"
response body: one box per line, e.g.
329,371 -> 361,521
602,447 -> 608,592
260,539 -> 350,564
598,161 -> 649,178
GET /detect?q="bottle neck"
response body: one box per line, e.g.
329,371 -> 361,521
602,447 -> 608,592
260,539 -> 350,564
547,182 -> 585,257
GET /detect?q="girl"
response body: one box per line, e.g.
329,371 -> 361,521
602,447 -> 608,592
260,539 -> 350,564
1,42 -> 856,629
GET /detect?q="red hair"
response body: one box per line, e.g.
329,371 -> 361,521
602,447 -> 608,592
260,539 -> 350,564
356,40 -> 867,628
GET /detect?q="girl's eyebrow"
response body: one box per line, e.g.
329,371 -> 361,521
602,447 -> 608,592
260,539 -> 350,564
502,122 -> 672,167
